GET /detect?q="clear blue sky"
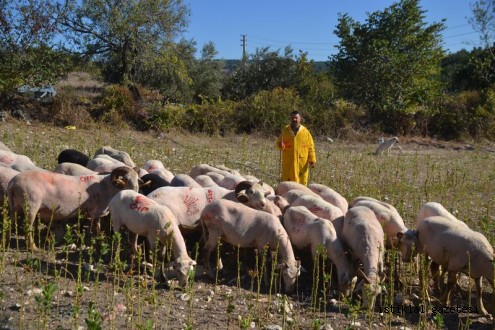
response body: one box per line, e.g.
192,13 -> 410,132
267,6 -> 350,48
183,0 -> 480,61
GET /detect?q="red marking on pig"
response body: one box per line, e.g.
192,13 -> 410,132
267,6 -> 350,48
309,206 -> 322,213
184,192 -> 200,216
79,175 -> 96,184
130,195 -> 152,212
0,155 -> 14,164
291,215 -> 306,234
206,189 -> 214,203
37,172 -> 57,185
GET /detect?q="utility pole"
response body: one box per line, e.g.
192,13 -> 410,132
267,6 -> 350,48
240,34 -> 247,63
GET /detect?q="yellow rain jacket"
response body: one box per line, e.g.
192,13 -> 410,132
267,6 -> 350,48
276,125 -> 316,185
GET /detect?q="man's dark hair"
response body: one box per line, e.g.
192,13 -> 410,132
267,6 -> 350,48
290,111 -> 300,116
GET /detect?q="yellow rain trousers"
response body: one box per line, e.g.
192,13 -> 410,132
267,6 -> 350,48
276,125 -> 316,185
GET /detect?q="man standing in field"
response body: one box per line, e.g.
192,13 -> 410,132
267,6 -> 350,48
276,111 -> 316,185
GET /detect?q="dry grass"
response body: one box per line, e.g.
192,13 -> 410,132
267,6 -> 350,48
55,72 -> 106,100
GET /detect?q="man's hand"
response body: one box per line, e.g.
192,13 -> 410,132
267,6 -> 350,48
278,141 -> 285,149
309,162 -> 315,168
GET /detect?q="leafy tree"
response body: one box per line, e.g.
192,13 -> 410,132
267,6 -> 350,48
59,0 -> 190,89
440,49 -> 473,92
331,0 -> 445,134
222,47 -> 300,100
295,52 -> 334,106
0,0 -> 69,93
136,38 -> 196,103
190,42 -> 224,103
441,48 -> 494,92
468,1 -> 495,87
469,0 -> 495,49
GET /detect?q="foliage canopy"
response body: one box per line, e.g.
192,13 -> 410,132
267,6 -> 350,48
58,0 -> 190,87
331,0 -> 446,134
0,0 -> 69,92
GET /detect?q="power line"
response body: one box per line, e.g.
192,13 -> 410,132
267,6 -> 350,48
444,31 -> 478,39
249,41 -> 334,51
443,40 -> 482,48
445,23 -> 472,30
243,24 -> 481,60
249,28 -> 478,47
249,35 -> 332,46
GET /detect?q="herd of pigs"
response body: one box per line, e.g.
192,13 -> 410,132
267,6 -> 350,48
0,141 -> 493,316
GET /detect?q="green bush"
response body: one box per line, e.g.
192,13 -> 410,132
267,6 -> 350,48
182,97 -> 236,135
144,102 -> 187,132
234,87 -> 302,134
429,90 -> 495,140
99,109 -> 129,129
99,85 -> 136,120
480,86 -> 495,139
305,99 -> 365,137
